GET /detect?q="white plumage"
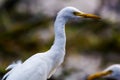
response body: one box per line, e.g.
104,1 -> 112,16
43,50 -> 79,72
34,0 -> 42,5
87,64 -> 120,80
104,64 -> 120,80
2,7 -> 100,80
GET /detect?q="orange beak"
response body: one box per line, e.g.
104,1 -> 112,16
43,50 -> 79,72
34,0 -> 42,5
87,70 -> 113,80
74,12 -> 101,19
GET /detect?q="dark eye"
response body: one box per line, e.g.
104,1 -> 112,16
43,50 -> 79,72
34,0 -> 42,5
73,12 -> 78,16
108,70 -> 113,74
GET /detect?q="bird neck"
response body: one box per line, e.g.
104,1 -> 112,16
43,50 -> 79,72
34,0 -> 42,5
50,16 -> 67,54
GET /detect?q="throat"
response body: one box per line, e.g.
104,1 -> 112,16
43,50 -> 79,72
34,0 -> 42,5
50,16 -> 67,53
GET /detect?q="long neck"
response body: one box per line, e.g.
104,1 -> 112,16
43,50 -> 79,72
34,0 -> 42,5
46,15 -> 67,77
50,16 -> 67,54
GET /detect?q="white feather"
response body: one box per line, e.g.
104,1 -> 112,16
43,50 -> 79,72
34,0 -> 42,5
6,60 -> 22,70
2,60 -> 22,80
2,7 -> 84,80
104,64 -> 120,80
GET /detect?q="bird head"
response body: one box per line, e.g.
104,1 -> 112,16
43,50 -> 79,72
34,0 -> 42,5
57,6 -> 100,20
87,65 -> 120,80
103,65 -> 120,80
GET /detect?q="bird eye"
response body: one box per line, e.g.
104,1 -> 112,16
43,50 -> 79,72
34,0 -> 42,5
108,70 -> 113,74
73,12 -> 79,16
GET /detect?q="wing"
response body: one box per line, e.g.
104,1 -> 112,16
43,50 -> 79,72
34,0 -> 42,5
48,68 -> 57,79
2,60 -> 22,80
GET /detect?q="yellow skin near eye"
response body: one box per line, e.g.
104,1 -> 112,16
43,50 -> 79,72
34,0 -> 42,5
87,70 -> 113,80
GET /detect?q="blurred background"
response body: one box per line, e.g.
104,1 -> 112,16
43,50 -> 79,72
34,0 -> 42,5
0,0 -> 120,80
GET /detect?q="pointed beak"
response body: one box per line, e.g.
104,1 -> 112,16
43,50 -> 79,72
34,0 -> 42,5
87,70 -> 113,80
74,12 -> 101,19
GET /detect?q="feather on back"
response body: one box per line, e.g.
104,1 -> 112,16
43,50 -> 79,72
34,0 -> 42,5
2,60 -> 22,80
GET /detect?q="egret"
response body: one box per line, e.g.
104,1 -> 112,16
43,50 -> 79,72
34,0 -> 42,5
87,64 -> 120,80
2,7 -> 100,80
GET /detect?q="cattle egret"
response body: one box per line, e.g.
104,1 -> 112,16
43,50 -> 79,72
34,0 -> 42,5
2,7 -> 100,80
87,64 -> 120,80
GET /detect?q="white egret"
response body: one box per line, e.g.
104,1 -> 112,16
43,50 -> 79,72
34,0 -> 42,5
87,64 -> 120,80
2,7 -> 100,80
